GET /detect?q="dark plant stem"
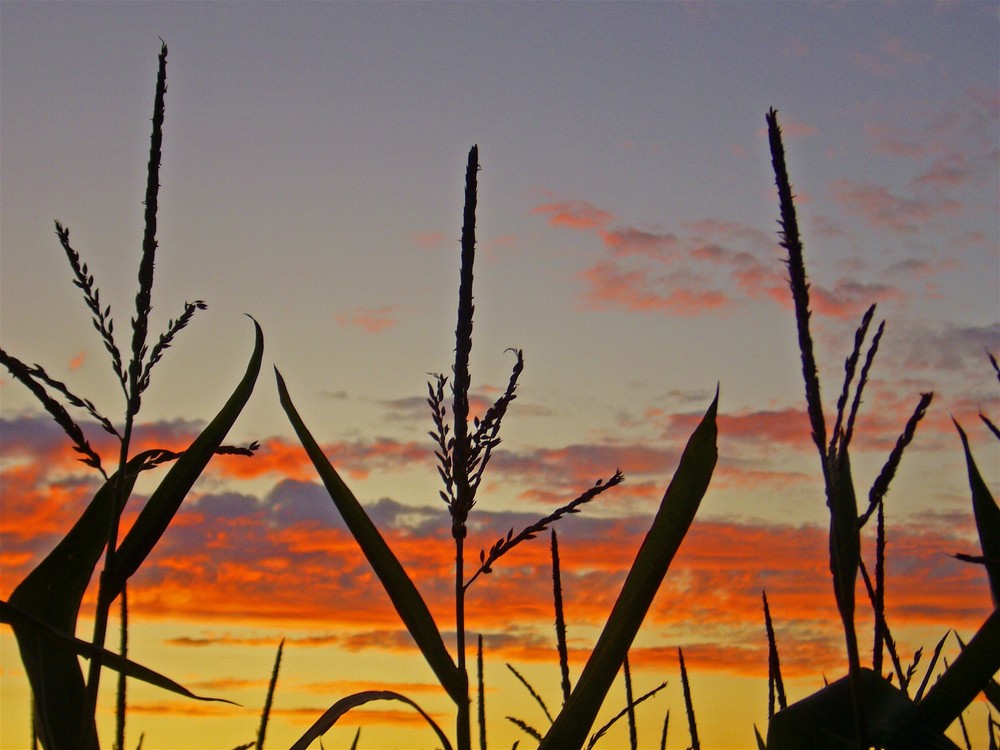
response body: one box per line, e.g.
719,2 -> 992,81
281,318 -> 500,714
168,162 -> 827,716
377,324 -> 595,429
256,639 -> 283,750
678,648 -> 700,750
768,108 -> 868,748
551,530 -> 572,705
623,655 -> 637,750
84,414 -> 135,747
115,586 -> 128,750
455,535 -> 471,750
873,500 -> 885,675
451,146 -> 479,750
477,635 -> 486,750
83,42 -> 168,748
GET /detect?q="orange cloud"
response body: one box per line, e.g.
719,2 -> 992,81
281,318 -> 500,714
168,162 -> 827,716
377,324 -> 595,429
3,409 -> 990,695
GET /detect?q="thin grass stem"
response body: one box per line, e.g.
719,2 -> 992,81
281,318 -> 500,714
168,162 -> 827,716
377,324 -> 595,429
115,585 -> 128,750
506,664 -> 553,724
255,639 -> 284,750
551,530 -> 572,705
623,655 -> 637,750
841,319 -> 885,457
466,471 -> 623,589
859,392 -> 933,528
829,304 -> 876,460
678,647 -> 700,750
585,680 -> 667,750
505,717 -> 542,743
477,635 -> 486,750
872,500 -> 885,675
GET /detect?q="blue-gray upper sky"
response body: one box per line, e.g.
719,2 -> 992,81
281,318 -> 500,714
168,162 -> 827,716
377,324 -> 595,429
2,0 -> 997,515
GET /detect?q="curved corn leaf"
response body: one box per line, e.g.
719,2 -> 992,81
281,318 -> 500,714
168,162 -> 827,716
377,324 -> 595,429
916,607 -> 1000,733
538,390 -> 718,750
276,368 -> 462,704
0,599 -> 237,707
110,319 -> 263,593
7,451 -> 152,750
289,690 -> 452,750
766,668 -> 957,750
954,419 -> 1000,606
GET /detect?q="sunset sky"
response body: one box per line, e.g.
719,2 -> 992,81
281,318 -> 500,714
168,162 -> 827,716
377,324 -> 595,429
1,2 -> 998,748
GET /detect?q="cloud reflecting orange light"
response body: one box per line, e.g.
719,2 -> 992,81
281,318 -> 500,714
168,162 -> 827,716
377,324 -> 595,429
2,405 -> 992,693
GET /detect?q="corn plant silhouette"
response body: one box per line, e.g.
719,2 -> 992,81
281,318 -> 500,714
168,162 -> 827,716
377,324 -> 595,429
277,145 -> 718,750
0,42 -> 263,750
759,108 -> 1000,750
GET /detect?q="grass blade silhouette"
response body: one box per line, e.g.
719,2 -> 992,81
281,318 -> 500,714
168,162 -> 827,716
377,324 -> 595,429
538,390 -> 717,750
289,690 -> 453,750
276,368 -> 462,704
954,419 -> 1000,606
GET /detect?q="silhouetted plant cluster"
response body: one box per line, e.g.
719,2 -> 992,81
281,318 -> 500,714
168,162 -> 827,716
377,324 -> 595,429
1,46 -> 997,750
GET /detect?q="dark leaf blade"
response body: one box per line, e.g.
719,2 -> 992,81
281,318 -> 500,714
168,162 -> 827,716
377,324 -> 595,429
276,368 -> 462,704
0,599 -> 237,707
7,453 -> 149,750
111,319 -> 263,592
954,419 -> 1000,606
916,607 -> 1000,733
539,390 -> 718,750
288,690 -> 453,750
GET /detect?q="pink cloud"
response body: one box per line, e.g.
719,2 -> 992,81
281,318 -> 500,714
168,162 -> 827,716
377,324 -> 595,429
810,279 -> 905,320
578,260 -> 731,317
531,200 -> 615,231
911,153 -> 975,189
851,36 -> 931,79
334,305 -> 400,333
830,178 -> 962,234
598,227 -> 679,259
411,231 -> 446,250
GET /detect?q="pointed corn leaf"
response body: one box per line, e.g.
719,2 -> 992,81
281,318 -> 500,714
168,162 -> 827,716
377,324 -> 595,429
828,450 -> 860,628
1,599 -> 237,707
111,319 -> 263,593
539,390 -> 718,750
276,369 -> 462,704
766,668 -> 958,750
755,725 -> 767,750
916,607 -> 1000,732
954,420 -> 1000,606
289,690 -> 453,750
7,452 -> 149,750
